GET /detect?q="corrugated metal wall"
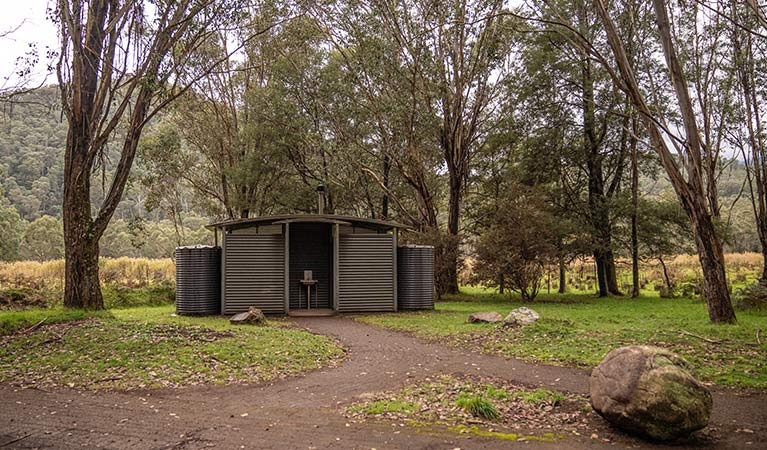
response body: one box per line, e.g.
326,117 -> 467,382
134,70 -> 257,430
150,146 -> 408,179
337,234 -> 395,312
176,246 -> 221,315
223,234 -> 285,314
397,246 -> 435,310
289,223 -> 332,309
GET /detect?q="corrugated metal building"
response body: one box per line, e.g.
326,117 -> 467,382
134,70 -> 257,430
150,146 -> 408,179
206,214 -> 425,315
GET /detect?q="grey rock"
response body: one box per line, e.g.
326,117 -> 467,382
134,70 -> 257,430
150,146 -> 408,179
468,311 -> 503,323
230,307 -> 266,325
503,307 -> 540,326
589,346 -> 712,441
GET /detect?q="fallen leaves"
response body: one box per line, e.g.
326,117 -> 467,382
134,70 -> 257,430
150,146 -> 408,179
0,317 -> 344,391
345,374 -> 606,440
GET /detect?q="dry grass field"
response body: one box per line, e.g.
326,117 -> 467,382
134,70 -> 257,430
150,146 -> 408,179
0,258 -> 175,309
461,252 -> 764,297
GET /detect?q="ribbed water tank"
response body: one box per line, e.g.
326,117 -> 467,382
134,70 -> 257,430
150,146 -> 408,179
397,245 -> 435,310
175,245 -> 221,315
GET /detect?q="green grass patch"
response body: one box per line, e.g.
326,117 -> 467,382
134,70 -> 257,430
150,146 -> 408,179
0,304 -> 344,390
456,394 -> 501,420
354,399 -> 419,416
355,291 -> 767,389
483,384 -> 509,400
512,388 -> 566,406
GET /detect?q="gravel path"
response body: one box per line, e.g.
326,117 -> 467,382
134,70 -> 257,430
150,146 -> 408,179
0,316 -> 764,449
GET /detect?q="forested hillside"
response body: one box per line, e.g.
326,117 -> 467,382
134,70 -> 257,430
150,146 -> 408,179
0,86 -> 213,260
1,0 -> 766,323
0,85 -> 759,262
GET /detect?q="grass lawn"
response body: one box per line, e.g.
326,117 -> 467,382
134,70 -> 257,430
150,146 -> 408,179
356,289 -> 767,390
0,305 -> 344,390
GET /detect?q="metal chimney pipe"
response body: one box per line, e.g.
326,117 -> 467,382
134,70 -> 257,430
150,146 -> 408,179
317,185 -> 326,214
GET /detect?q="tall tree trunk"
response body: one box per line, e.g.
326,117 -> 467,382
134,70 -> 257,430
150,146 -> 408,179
761,243 -> 767,284
594,0 -> 737,323
691,209 -> 736,322
444,170 -> 462,294
63,145 -> 103,309
580,6 -> 619,297
594,251 -> 608,297
658,256 -> 673,293
381,154 -> 391,219
605,249 -> 621,294
558,259 -> 567,294
731,6 -> 767,282
630,116 -> 640,298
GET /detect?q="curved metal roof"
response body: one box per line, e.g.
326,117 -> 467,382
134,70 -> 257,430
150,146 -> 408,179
206,214 -> 409,231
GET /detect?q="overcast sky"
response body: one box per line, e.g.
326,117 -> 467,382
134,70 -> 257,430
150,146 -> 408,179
0,0 -> 58,88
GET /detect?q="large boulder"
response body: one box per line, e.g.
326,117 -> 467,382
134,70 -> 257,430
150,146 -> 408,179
468,311 -> 503,323
589,346 -> 712,441
230,307 -> 266,325
504,307 -> 540,327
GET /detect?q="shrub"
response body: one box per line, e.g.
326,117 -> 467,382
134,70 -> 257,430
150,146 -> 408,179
0,287 -> 53,310
102,284 -> 176,309
659,286 -> 675,298
456,394 -> 500,420
735,282 -> 767,311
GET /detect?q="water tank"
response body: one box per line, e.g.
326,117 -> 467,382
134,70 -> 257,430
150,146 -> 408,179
397,245 -> 435,310
175,245 -> 221,315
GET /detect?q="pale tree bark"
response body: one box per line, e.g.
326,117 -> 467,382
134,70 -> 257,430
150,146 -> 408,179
593,0 -> 736,323
57,0 -> 238,309
731,4 -> 767,282
436,0 -> 507,294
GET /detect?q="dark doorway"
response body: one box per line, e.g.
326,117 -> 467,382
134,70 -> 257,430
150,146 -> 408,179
289,223 -> 332,309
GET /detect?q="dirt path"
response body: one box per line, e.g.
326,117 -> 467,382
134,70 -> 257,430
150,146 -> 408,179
1,316 -> 764,449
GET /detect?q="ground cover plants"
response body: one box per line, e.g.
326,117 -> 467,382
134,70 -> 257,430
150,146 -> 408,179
0,305 -> 344,390
346,374 -> 622,442
356,291 -> 767,389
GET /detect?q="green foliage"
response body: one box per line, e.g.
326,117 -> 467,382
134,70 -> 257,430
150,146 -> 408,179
456,394 -> 501,420
102,284 -> 175,309
0,203 -> 24,260
735,283 -> 767,311
19,215 -> 64,261
473,183 -> 559,301
0,287 -> 53,311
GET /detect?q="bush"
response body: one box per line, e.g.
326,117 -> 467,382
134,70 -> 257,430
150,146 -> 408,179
0,287 -> 54,310
735,282 -> 767,311
102,283 -> 176,309
659,286 -> 675,298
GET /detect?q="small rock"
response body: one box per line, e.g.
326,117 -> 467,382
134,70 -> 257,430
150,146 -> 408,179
230,307 -> 266,325
503,307 -> 540,327
468,311 -> 503,323
589,346 -> 712,441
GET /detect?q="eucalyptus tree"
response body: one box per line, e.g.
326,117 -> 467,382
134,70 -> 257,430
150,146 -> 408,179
56,0 -> 247,309
167,3 -> 304,219
320,0 -> 517,293
730,3 -> 767,282
590,0 -> 737,322
517,0 -> 639,297
311,1 -> 442,228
